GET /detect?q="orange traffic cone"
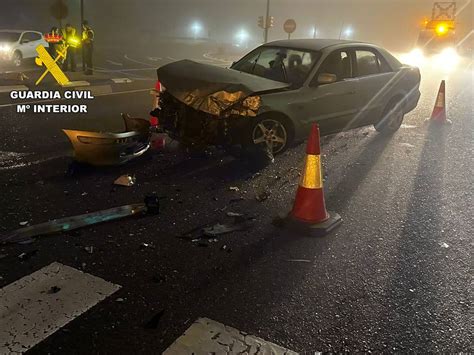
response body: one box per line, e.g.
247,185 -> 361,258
285,123 -> 342,236
428,80 -> 452,125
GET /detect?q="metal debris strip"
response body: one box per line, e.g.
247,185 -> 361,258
0,195 -> 160,245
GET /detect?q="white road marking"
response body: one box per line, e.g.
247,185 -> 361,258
0,85 -> 29,93
106,59 -> 123,66
0,88 -> 152,109
164,318 -> 298,355
112,78 -> 133,84
124,54 -> 156,67
62,80 -> 90,88
147,57 -> 162,61
0,262 -> 121,354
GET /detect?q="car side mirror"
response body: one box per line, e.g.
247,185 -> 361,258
317,73 -> 337,84
21,39 -> 30,44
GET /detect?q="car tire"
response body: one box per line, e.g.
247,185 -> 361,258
375,98 -> 405,134
243,114 -> 293,156
12,51 -> 22,67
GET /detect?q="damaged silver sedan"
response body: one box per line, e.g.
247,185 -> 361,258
154,39 -> 421,155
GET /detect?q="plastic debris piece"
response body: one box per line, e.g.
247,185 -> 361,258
115,298 -> 125,302
255,189 -> 271,202
140,242 -> 155,250
19,221 -> 29,226
114,175 -> 136,187
202,222 -> 249,237
229,186 -> 240,192
226,212 -> 243,218
439,242 -> 449,248
84,246 -> 94,254
47,286 -> 61,294
144,309 -> 165,329
18,250 -> 38,261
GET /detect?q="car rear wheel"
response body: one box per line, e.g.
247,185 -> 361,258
375,98 -> 404,134
12,51 -> 22,67
246,116 -> 291,155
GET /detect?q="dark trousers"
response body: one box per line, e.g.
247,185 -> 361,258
83,43 -> 93,74
63,47 -> 76,71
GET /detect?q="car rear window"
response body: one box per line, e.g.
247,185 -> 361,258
232,46 -> 321,87
0,32 -> 21,42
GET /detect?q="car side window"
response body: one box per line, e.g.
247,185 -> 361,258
355,50 -> 380,76
310,50 -> 352,86
21,32 -> 41,43
355,49 -> 392,76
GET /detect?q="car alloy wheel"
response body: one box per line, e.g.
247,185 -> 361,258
12,52 -> 22,67
387,103 -> 404,131
252,118 -> 288,155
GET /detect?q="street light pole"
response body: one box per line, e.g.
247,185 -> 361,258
264,0 -> 270,43
81,0 -> 85,71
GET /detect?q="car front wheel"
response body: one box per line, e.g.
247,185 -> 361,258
375,98 -> 405,134
245,116 -> 291,155
12,51 -> 22,67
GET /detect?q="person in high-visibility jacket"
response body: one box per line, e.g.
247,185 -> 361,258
82,21 -> 95,75
61,24 -> 79,72
45,27 -> 62,59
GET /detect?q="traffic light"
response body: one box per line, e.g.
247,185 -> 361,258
258,16 -> 264,29
268,16 -> 274,28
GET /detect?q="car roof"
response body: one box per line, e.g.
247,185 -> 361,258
263,38 -> 373,51
0,29 -> 40,33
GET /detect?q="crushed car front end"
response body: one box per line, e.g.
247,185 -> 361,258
153,59 -> 290,150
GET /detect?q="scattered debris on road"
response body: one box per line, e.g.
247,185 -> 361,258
144,309 -> 165,329
84,246 -> 94,254
255,189 -> 271,202
229,186 -> 240,192
18,250 -> 38,261
1,194 -> 160,245
19,221 -> 29,226
114,174 -> 136,187
47,286 -> 61,294
439,242 -> 450,248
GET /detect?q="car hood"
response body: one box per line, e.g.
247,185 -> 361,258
157,59 -> 290,116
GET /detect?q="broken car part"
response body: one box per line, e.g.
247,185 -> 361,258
114,174 -> 136,187
0,194 -> 160,245
63,114 -> 151,166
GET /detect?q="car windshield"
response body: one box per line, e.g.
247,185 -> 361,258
231,46 -> 321,87
0,32 -> 21,42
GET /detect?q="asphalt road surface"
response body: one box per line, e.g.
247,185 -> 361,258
0,42 -> 472,354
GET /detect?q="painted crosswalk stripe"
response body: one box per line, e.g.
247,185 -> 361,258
112,78 -> 133,84
164,317 -> 298,354
0,262 -> 120,354
0,85 -> 29,93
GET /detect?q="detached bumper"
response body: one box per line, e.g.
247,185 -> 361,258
63,115 -> 151,166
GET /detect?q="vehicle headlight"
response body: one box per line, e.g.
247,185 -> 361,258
0,44 -> 11,52
433,47 -> 460,71
399,48 -> 425,66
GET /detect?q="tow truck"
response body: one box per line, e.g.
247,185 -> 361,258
402,2 -> 462,67
416,1 -> 457,54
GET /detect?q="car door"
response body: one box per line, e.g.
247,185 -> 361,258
352,48 -> 398,126
18,32 -> 36,58
301,49 -> 362,135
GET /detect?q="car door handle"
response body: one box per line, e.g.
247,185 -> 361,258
312,91 -> 355,100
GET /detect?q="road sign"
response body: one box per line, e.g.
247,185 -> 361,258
284,19 -> 297,34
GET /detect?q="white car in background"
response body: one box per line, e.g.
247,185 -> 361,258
0,30 -> 48,67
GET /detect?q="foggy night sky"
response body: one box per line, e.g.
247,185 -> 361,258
1,0 -> 472,51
